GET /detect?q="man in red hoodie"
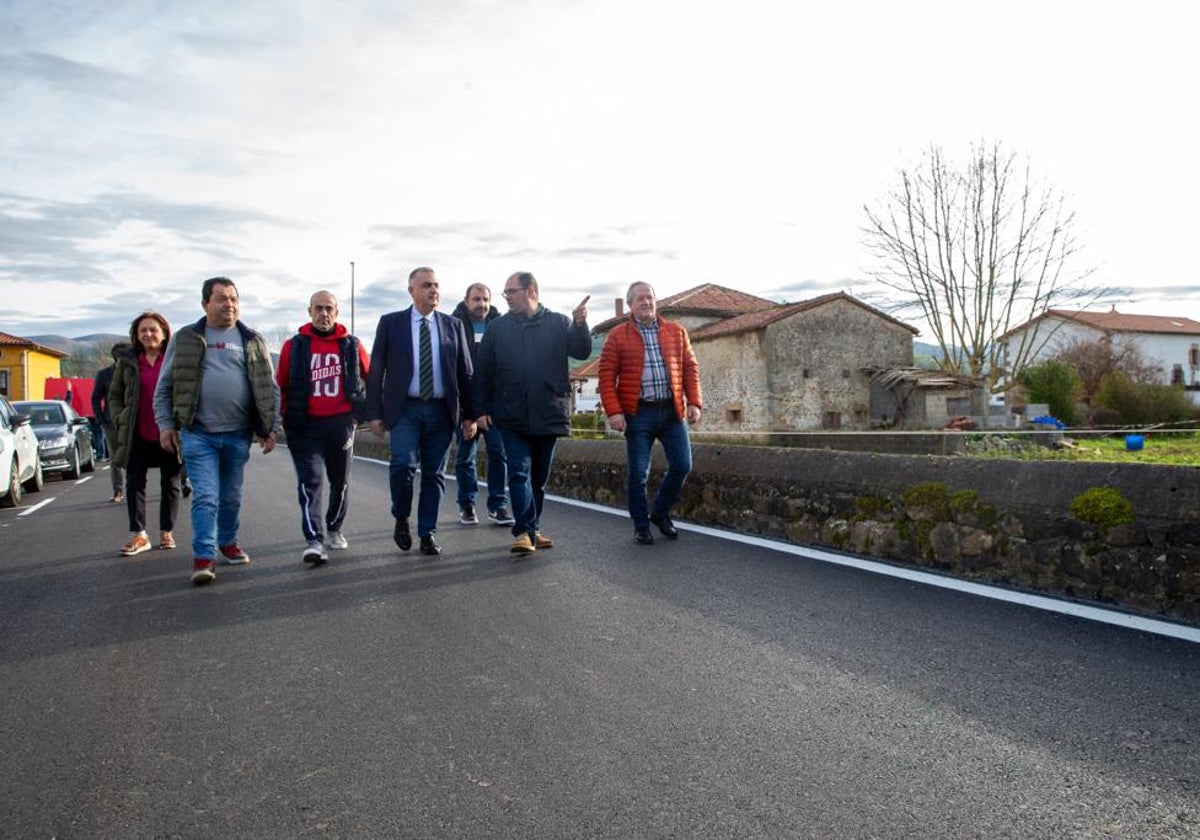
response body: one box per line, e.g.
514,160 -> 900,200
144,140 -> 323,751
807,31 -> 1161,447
276,290 -> 371,564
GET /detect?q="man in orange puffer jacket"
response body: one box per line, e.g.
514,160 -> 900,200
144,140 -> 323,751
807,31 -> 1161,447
598,282 -> 702,545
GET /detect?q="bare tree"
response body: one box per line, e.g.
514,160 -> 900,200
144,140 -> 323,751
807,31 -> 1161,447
863,141 -> 1108,391
1055,335 -> 1161,408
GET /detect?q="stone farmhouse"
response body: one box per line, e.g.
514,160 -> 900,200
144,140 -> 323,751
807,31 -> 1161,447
998,308 -> 1200,405
583,284 -> 979,432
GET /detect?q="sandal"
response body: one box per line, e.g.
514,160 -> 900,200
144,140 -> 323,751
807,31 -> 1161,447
159,531 -> 176,550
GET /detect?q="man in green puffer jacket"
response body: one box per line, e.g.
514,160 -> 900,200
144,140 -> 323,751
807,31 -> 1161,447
153,276 -> 280,586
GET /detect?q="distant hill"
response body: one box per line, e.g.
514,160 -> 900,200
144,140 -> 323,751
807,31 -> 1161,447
913,340 -> 943,369
27,333 -> 129,378
27,333 -> 127,357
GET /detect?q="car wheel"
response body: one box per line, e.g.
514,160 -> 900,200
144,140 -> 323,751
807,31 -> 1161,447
1,460 -> 21,508
82,443 -> 96,473
22,456 -> 44,493
64,445 -> 81,480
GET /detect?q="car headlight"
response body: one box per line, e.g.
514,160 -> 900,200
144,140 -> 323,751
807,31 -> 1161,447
40,434 -> 71,450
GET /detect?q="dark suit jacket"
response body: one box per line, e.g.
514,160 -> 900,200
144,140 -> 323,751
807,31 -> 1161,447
366,307 -> 474,429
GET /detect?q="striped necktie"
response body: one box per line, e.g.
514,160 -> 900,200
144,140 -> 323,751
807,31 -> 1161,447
419,317 -> 434,400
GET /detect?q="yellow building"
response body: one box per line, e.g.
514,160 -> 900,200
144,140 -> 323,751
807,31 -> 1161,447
0,331 -> 68,400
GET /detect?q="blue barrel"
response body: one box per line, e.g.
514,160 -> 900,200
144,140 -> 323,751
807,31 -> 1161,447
1125,434 -> 1145,451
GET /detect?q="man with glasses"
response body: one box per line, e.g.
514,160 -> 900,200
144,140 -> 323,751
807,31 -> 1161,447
367,267 -> 476,557
473,272 -> 591,556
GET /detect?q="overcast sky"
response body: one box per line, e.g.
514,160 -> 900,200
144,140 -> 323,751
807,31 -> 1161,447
2,0 -> 1197,347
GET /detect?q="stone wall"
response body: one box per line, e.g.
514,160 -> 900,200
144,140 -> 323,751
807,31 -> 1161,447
764,299 -> 913,431
691,297 -> 915,433
692,331 -> 770,432
548,438 -> 1200,626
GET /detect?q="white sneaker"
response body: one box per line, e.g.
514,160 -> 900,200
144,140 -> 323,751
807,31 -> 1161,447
302,539 -> 328,564
459,505 -> 478,525
327,530 -> 349,550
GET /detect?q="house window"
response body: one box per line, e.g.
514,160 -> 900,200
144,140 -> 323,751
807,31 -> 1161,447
0,370 -> 7,396
802,368 -> 811,378
822,411 -> 842,429
1172,364 -> 1184,385
726,408 -> 742,424
1190,344 -> 1199,369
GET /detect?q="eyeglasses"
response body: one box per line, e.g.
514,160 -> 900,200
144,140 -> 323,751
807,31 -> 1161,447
501,287 -> 525,297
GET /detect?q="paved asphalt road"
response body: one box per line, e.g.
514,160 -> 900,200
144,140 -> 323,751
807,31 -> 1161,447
2,449 -> 1199,839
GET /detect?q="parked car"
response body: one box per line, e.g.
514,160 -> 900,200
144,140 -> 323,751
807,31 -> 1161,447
0,395 -> 43,506
13,399 -> 96,480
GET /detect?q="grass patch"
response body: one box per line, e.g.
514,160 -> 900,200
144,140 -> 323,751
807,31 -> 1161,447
963,432 -> 1200,465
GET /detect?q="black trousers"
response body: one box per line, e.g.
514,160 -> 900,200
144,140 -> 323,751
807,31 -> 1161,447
286,413 -> 356,542
125,435 -> 182,533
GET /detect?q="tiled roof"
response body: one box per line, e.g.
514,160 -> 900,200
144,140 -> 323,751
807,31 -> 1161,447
1049,308 -> 1200,335
591,283 -> 777,334
0,331 -> 69,357
570,356 -> 602,379
656,283 -> 778,312
689,292 -> 918,341
1001,308 -> 1200,340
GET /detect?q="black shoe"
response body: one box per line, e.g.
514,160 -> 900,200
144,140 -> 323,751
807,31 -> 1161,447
394,519 -> 412,551
634,526 -> 655,545
650,513 -> 678,539
419,535 -> 441,556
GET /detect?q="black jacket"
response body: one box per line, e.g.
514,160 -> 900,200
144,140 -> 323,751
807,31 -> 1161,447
472,305 -> 591,437
92,364 -> 115,424
450,300 -> 502,367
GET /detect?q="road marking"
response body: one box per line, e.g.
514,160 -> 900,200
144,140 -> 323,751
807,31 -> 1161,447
75,476 -> 93,484
550,495 -> 1200,645
19,497 -> 55,516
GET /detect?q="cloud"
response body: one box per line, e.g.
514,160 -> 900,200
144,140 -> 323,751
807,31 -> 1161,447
0,190 -> 291,276
0,50 -> 136,98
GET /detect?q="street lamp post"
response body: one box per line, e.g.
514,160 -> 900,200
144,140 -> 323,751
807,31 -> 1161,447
350,260 -> 355,335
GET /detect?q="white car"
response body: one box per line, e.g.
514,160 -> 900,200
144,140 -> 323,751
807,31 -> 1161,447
0,394 -> 43,507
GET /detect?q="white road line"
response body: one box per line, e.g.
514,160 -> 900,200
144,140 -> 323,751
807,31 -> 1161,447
75,476 -> 93,484
19,497 -> 55,516
550,495 -> 1200,645
352,454 -> 1200,644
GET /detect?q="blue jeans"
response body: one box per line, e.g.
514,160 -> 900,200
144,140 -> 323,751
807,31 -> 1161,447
625,405 -> 692,528
455,423 -> 508,511
181,428 -> 252,559
388,399 -> 453,538
89,418 -> 106,460
498,428 -> 557,538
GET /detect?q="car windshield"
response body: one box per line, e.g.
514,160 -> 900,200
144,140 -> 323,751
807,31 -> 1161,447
30,405 -> 65,425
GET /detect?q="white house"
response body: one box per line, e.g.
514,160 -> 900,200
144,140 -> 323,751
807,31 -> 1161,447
998,308 -> 1200,402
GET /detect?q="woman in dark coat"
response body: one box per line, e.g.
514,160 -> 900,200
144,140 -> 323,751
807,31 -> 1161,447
109,311 -> 183,555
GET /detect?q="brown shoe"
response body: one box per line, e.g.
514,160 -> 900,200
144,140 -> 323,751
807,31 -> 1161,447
534,533 -> 553,550
510,533 -> 535,556
159,531 -> 176,550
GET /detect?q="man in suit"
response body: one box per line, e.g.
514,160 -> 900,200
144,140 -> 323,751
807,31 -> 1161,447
367,267 -> 476,556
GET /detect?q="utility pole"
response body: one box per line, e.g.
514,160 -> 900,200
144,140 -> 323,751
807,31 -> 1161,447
350,261 -> 355,335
